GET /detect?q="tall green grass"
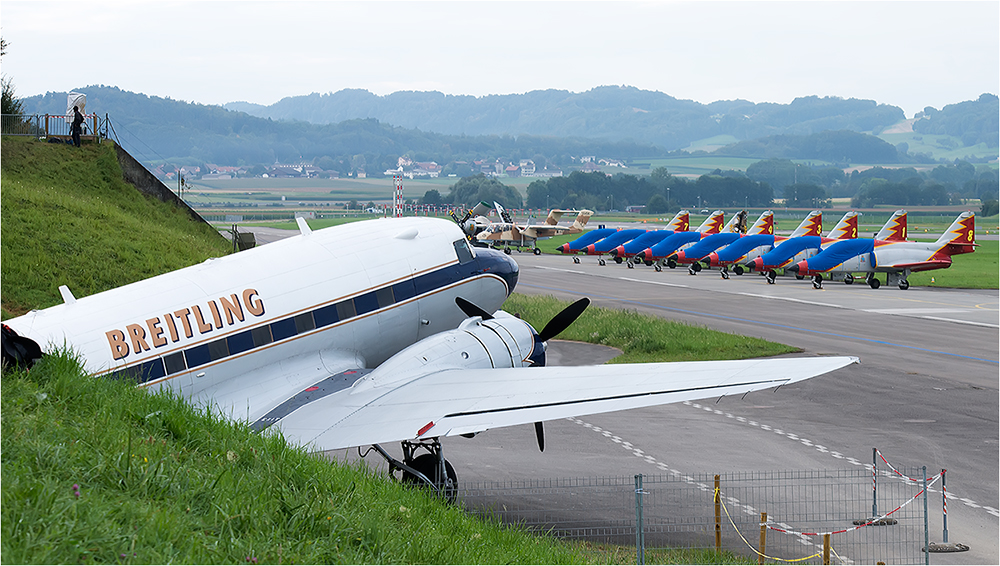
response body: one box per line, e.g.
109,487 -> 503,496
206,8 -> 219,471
1,137 -> 231,317
1,350 -> 588,564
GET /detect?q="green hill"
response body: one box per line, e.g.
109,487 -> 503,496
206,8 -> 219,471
0,135 -> 592,564
0,136 -> 230,317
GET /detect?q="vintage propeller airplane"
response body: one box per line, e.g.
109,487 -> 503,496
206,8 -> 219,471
2,216 -> 857,495
459,201 -> 593,255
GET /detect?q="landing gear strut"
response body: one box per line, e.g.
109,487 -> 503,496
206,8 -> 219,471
369,439 -> 457,502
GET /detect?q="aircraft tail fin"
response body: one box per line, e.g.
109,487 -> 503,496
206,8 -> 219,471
748,210 -> 775,235
875,210 -> 908,241
722,210 -> 749,234
666,210 -> 690,232
790,210 -> 823,238
826,211 -> 860,239
571,210 -> 594,230
697,210 -> 726,234
935,211 -> 976,247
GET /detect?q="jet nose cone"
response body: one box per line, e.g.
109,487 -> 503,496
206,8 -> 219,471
557,243 -> 569,253
610,246 -> 624,257
584,244 -> 595,254
668,252 -> 681,262
787,263 -> 800,273
638,249 -> 651,260
746,257 -> 762,271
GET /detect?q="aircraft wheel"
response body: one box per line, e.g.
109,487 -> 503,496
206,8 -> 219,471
504,248 -> 511,255
666,259 -> 677,269
899,279 -> 909,290
627,261 -> 634,269
692,262 -> 702,273
614,257 -> 623,264
765,271 -> 776,285
812,275 -> 823,290
644,260 -> 653,266
721,270 -> 730,280
598,259 -> 606,266
573,257 -> 580,264
533,248 -> 541,255
869,277 -> 881,290
733,265 -> 744,276
654,264 -> 662,272
688,266 -> 696,275
402,454 -> 457,502
795,274 -> 805,280
844,274 -> 854,285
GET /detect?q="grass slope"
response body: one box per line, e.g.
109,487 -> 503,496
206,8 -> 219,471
1,137 -> 231,318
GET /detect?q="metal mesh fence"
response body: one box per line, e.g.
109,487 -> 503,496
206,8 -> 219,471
458,467 -> 929,564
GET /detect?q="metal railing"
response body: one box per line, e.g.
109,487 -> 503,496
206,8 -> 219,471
1,113 -> 108,141
458,465 -> 935,564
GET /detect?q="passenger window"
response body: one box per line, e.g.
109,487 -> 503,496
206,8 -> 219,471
454,239 -> 474,264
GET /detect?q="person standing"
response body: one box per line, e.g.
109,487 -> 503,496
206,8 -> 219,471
71,105 -> 84,147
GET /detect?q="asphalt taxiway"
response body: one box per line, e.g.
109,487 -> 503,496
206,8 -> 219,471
251,226 -> 997,562
439,253 -> 998,564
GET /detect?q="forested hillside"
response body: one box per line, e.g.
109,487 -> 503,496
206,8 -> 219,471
21,86 -> 668,173
223,86 -> 906,149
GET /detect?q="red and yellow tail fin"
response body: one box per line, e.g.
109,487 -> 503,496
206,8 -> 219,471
748,210 -> 774,235
875,210 -> 908,241
698,210 -> 726,234
936,211 -> 976,247
790,210 -> 823,238
827,211 -> 860,239
666,210 -> 690,232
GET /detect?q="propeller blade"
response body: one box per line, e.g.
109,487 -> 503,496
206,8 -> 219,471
537,297 -> 590,342
534,421 -> 545,452
455,297 -> 494,320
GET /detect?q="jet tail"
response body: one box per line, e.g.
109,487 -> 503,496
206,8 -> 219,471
935,211 -> 976,250
571,209 -> 594,230
666,210 -> 690,232
875,210 -> 908,241
790,211 -> 823,238
722,210 -> 749,234
697,210 -> 726,234
747,210 -> 774,235
826,211 -> 860,239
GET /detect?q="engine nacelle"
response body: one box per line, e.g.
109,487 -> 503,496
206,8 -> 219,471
351,311 -> 542,393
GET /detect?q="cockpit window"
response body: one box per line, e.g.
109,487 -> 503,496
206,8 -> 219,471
453,238 -> 475,264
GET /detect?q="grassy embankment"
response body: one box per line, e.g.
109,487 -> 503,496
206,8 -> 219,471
2,136 -> 771,563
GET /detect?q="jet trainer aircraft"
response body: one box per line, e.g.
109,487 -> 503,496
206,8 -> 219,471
633,210 -> 727,270
788,211 -> 974,290
607,210 -> 691,266
2,217 -> 856,494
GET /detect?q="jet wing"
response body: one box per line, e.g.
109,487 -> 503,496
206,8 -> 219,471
273,356 -> 857,452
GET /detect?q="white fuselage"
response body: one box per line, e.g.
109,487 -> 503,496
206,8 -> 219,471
6,217 -> 518,422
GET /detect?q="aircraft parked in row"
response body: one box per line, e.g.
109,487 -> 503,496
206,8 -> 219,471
788,211 -> 974,290
2,216 -> 857,494
607,211 -> 691,266
745,211 -> 860,284
632,210 -> 728,269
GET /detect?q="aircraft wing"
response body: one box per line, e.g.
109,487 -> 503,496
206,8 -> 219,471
272,356 -> 857,452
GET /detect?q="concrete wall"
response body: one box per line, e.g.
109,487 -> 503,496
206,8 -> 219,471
113,142 -> 215,230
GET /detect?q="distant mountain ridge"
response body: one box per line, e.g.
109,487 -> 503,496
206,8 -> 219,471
224,86 -> 908,150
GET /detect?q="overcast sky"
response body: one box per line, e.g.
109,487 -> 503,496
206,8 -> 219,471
2,1 -> 997,118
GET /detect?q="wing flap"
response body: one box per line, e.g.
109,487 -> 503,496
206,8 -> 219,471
274,356 -> 858,452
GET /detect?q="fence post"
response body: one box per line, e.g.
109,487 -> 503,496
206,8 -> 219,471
758,512 -> 766,565
634,474 -> 644,566
823,533 -> 830,565
872,447 -> 878,518
941,469 -> 948,543
923,466 -> 929,565
714,474 -> 721,554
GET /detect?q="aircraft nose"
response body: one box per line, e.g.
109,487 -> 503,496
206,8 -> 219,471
787,262 -> 801,273
584,244 -> 595,254
475,247 -> 519,296
669,252 -> 681,262
746,257 -> 762,271
609,246 -> 624,257
557,243 -> 569,253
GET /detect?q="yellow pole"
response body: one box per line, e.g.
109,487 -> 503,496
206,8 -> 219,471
715,475 -> 721,554
758,512 -> 767,565
823,533 -> 831,565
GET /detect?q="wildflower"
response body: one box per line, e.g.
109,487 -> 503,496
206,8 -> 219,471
73,484 -> 81,498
